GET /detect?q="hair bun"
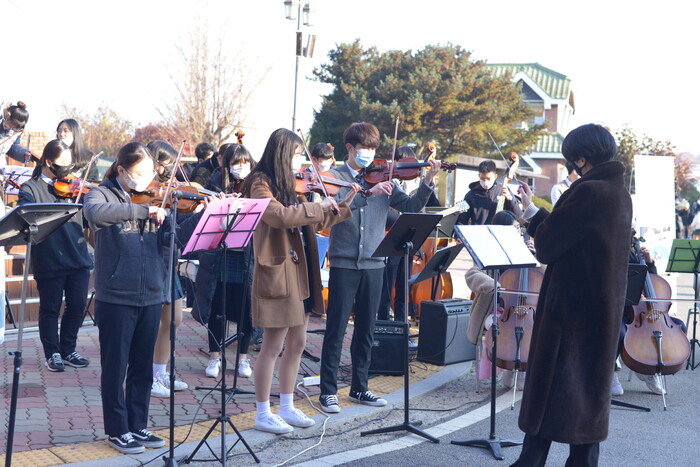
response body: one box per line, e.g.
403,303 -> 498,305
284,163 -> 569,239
16,101 -> 27,110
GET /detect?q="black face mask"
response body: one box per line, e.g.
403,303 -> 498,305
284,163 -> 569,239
158,165 -> 173,182
49,163 -> 74,180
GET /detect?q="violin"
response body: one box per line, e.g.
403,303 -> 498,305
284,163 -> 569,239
131,180 -> 207,213
54,176 -> 99,199
294,170 -> 371,198
485,229 -> 542,377
621,236 -> 690,376
362,157 -> 457,185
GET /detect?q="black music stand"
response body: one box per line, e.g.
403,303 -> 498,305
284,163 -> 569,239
666,239 -> 700,370
451,225 -> 537,460
183,197 -> 268,466
409,243 -> 464,302
360,212 -> 442,443
0,203 -> 81,467
610,264 -> 651,412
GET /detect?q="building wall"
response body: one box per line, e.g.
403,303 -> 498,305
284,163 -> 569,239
534,159 -> 565,200
544,105 -> 559,132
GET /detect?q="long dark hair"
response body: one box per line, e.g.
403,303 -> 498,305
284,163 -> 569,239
56,119 -> 93,169
104,142 -> 154,179
4,101 -> 29,128
146,140 -> 177,182
220,144 -> 254,193
241,128 -> 301,206
31,139 -> 69,179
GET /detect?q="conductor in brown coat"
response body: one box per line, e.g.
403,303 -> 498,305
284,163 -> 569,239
511,124 -> 632,467
241,128 -> 359,435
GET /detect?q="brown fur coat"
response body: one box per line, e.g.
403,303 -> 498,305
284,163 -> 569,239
518,161 -> 632,444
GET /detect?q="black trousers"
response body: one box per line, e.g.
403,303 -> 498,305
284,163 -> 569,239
96,300 -> 160,437
378,256 -> 407,321
207,281 -> 252,355
320,267 -> 384,395
510,433 -> 600,467
36,269 -> 90,359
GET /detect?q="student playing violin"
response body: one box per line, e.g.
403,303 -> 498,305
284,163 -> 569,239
83,142 -> 167,454
241,128 -> 359,434
144,140 -> 189,397
197,143 -> 258,381
18,139 -> 93,372
56,118 -> 100,182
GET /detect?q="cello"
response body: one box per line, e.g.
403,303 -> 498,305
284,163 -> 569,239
621,237 -> 690,390
485,228 -> 543,408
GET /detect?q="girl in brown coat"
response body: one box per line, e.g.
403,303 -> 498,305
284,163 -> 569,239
242,128 -> 359,434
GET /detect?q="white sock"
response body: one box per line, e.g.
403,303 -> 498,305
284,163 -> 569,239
279,393 -> 294,414
256,400 -> 272,419
153,363 -> 167,378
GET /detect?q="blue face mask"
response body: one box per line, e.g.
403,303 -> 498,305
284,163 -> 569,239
354,148 -> 375,168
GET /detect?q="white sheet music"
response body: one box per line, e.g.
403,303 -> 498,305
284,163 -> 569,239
454,224 -> 538,270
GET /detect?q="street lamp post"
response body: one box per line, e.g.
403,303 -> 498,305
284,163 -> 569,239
284,1 -> 314,131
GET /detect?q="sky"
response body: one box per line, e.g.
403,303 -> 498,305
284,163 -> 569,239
3,0 -> 698,158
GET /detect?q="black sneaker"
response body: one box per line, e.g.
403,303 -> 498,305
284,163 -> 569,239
63,351 -> 90,368
46,353 -> 65,372
319,394 -> 341,413
349,390 -> 387,407
130,429 -> 166,448
106,433 -> 144,454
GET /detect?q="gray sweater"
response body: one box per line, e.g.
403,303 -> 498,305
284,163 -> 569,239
83,178 -> 166,307
327,164 -> 434,270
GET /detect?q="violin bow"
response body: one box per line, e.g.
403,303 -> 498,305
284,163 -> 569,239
75,151 -> 103,204
159,140 -> 187,210
297,128 -> 339,216
387,116 -> 400,182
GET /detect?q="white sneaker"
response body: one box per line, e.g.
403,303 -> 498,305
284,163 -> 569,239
155,372 -> 188,391
279,407 -> 315,428
238,358 -> 252,378
205,358 -> 221,378
502,370 -> 515,389
611,372 -> 624,396
151,379 -> 170,398
254,413 -> 294,434
636,372 -> 665,395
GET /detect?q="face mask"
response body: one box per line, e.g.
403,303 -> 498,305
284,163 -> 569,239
158,164 -> 173,182
354,148 -> 375,168
291,155 -> 304,172
49,163 -> 74,180
59,135 -> 74,147
573,163 -> 584,177
230,164 -> 250,179
125,170 -> 153,192
479,179 -> 495,190
318,160 -> 333,172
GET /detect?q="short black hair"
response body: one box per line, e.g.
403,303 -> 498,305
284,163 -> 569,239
478,160 -> 497,174
195,142 -> 216,160
491,210 -> 518,226
311,142 -> 334,160
343,122 -> 381,149
562,123 -> 617,167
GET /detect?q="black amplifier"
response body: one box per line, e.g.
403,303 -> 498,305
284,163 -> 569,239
369,320 -> 406,375
418,299 -> 476,366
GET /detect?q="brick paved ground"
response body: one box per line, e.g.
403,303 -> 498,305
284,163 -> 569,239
0,311 -> 422,455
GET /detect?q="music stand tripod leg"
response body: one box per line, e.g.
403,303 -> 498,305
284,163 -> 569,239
361,241 -> 439,443
451,271 -> 522,459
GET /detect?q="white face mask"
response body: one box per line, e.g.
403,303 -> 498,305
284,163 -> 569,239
318,160 -> 333,172
230,164 -> 250,179
354,148 -> 375,168
291,154 -> 305,172
479,179 -> 495,190
59,134 -> 74,148
124,170 -> 153,192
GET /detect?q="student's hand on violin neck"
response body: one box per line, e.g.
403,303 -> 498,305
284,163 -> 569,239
424,159 -> 442,180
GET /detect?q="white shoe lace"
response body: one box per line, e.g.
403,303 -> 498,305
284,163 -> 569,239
324,394 -> 339,406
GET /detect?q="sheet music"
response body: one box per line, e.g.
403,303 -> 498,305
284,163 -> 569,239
454,224 -> 538,270
488,225 -> 538,266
